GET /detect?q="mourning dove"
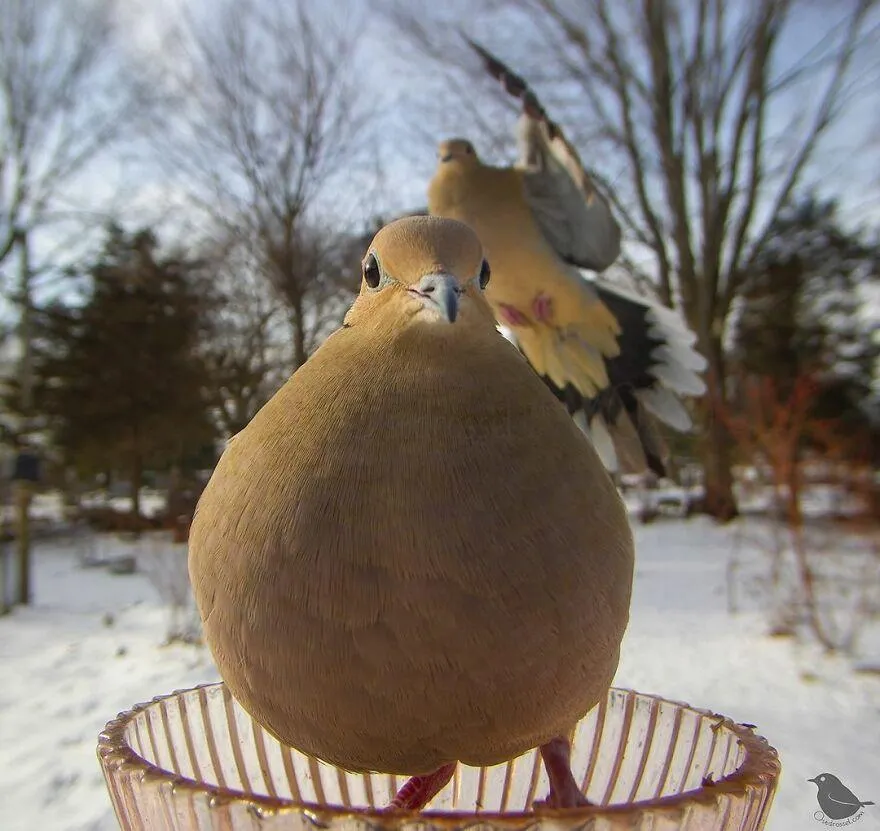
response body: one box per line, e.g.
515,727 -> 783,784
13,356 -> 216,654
189,215 -> 634,812
427,40 -> 707,478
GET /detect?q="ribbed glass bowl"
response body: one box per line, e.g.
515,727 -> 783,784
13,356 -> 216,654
97,683 -> 780,831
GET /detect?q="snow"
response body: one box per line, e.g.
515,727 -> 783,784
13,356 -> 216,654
1,511 -> 878,831
615,520 -> 880,830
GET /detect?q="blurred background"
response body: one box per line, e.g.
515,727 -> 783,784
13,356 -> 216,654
0,0 -> 878,829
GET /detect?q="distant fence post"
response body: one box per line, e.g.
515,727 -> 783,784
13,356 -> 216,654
11,449 -> 41,606
0,479 -> 8,615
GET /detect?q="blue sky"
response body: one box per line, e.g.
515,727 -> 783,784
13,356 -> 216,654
125,0 -> 880,232
6,0 -> 880,324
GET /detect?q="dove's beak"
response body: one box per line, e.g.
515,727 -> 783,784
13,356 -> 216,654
409,273 -> 461,323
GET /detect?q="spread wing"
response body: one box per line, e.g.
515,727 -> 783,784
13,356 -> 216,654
505,277 -> 707,478
465,38 -> 621,272
466,39 -> 706,478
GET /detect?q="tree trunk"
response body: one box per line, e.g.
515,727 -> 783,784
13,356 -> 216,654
291,297 -> 307,370
699,337 -> 739,522
14,231 -> 34,606
0,480 -> 9,615
785,453 -> 838,649
14,482 -> 33,605
130,453 -> 143,521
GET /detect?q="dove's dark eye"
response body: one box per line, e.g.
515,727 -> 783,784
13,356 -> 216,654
479,259 -> 491,290
363,253 -> 381,289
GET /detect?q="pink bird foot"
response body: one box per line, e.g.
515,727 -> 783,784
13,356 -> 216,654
387,762 -> 456,812
498,303 -> 530,327
533,737 -> 592,810
532,292 -> 554,323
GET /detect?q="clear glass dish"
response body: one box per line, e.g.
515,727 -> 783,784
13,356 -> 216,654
97,682 -> 780,830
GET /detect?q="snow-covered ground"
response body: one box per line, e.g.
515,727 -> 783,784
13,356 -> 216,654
0,490 -> 168,525
1,513 -> 878,831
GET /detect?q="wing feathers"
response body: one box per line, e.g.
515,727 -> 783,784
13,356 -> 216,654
441,39 -> 708,478
467,37 -> 622,272
504,276 -> 705,478
637,386 -> 694,432
587,414 -> 619,473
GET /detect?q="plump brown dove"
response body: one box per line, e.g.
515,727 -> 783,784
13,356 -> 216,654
427,40 -> 707,478
188,215 -> 634,812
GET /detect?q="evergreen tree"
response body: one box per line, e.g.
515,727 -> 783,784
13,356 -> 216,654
32,225 -> 217,516
734,196 -> 879,440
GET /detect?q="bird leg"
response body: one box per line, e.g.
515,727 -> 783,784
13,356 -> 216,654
498,303 -> 530,328
387,763 -> 456,812
385,739 -> 589,813
533,736 -> 591,810
531,292 -> 554,324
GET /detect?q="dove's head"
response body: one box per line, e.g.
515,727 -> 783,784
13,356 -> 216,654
343,215 -> 496,333
437,138 -> 480,167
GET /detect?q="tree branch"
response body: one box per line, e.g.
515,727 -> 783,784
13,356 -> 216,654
640,0 -> 698,321
723,0 -> 874,313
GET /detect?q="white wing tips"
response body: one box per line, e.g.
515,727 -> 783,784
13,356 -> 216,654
589,414 -> 623,473
652,341 -> 708,374
649,360 -> 707,398
644,307 -> 708,398
596,277 -> 708,402
646,305 -> 699,348
636,386 -> 695,432
574,410 -> 620,472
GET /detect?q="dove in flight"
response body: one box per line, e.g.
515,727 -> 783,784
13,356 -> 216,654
427,40 -> 707,478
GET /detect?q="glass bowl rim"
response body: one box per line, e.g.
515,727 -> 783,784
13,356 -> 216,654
97,682 -> 781,825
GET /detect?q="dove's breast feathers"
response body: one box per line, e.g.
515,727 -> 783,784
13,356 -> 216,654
190,322 -> 633,776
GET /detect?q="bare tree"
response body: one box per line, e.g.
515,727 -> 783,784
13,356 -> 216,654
193,214 -> 382,441
1,0 -> 139,431
140,533 -> 202,645
719,370 -> 880,653
0,0 -> 136,272
143,0 -> 377,369
380,0 -> 880,520
255,219 -> 369,369
1,0 -> 143,609
198,237 -> 290,437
